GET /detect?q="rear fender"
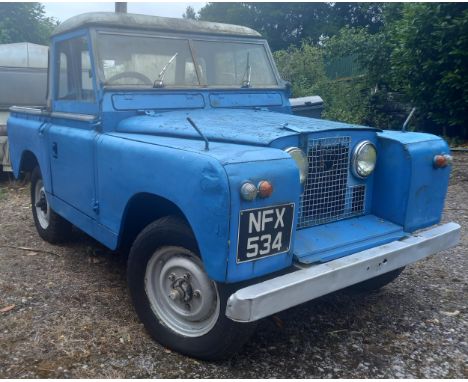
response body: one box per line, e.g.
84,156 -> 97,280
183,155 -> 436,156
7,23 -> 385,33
8,114 -> 52,190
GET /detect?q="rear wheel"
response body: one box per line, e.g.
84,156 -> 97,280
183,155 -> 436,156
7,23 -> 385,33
347,267 -> 405,293
31,166 -> 72,243
127,216 -> 256,360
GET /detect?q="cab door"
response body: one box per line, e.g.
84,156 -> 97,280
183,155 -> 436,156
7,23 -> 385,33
48,32 -> 100,218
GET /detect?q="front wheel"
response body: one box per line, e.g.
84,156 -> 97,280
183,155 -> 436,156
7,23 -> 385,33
127,216 -> 256,360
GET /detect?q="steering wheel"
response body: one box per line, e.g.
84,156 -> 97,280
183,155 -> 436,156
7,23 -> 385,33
106,71 -> 153,85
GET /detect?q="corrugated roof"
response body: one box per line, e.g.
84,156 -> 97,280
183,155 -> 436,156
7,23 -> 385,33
52,12 -> 262,38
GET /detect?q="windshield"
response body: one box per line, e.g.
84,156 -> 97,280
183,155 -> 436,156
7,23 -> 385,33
96,32 -> 278,88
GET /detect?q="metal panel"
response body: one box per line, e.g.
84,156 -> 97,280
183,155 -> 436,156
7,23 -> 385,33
210,93 -> 283,108
0,68 -> 47,108
289,96 -> 324,119
112,93 -> 205,111
293,214 -> 405,264
47,121 -> 98,218
50,112 -> 97,122
226,222 -> 460,322
113,107 -> 377,145
373,131 -> 451,232
0,43 -> 48,109
289,96 -> 323,108
223,159 -> 301,282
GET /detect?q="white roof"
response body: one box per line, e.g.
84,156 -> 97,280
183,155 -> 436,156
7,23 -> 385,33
53,12 -> 262,38
0,43 -> 48,69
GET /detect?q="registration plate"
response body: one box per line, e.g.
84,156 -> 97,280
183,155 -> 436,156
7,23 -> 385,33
237,203 -> 295,263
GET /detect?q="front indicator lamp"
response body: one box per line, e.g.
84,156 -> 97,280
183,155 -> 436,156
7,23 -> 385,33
285,147 -> 308,184
352,141 -> 377,178
258,180 -> 273,198
433,154 -> 453,168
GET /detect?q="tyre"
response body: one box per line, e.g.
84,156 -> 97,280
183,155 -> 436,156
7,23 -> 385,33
127,216 -> 256,360
347,267 -> 405,293
31,166 -> 72,244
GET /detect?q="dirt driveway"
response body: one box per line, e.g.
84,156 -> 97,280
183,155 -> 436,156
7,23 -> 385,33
0,154 -> 466,378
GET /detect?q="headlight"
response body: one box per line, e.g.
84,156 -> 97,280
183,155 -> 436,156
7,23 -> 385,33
285,147 -> 308,184
352,141 -> 377,178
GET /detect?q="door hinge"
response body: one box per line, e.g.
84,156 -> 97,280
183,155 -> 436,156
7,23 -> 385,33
92,199 -> 100,214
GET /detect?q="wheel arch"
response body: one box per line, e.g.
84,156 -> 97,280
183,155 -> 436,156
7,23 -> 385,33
19,150 -> 39,175
118,192 -> 199,255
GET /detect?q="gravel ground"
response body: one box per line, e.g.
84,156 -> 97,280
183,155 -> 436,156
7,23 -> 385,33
0,153 -> 466,378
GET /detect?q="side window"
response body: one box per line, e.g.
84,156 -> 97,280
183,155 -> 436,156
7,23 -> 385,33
58,53 -> 68,98
55,36 -> 95,102
81,51 -> 93,92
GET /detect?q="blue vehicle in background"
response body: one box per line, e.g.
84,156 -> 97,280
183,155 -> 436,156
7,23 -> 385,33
7,12 -> 460,360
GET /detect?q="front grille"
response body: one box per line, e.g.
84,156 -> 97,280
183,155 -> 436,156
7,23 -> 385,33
297,137 -> 366,229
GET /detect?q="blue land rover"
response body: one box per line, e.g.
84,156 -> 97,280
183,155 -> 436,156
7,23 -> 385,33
7,12 -> 460,360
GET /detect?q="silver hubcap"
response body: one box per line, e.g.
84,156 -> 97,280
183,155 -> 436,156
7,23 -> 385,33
34,179 -> 50,229
145,246 -> 220,337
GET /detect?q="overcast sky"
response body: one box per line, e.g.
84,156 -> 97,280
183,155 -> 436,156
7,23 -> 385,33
43,2 -> 206,22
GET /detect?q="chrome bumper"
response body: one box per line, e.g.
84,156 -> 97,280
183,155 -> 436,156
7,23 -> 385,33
226,222 -> 460,322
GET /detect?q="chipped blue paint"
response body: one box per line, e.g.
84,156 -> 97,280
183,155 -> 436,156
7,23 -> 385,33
7,21 -> 452,283
115,108 -> 378,147
373,131 -> 451,232
209,92 -> 283,108
294,215 -> 405,264
112,93 -> 206,111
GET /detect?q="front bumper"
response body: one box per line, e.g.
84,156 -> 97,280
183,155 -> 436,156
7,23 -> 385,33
226,222 -> 460,322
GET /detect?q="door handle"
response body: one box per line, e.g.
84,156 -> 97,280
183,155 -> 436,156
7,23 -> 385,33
52,142 -> 58,159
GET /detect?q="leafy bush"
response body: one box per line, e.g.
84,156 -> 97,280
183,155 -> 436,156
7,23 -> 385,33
0,3 -> 57,45
275,33 -> 373,126
273,42 -> 326,97
390,3 -> 468,131
274,3 -> 468,137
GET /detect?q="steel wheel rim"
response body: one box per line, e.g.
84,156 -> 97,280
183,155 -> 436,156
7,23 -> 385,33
34,179 -> 50,229
144,246 -> 220,337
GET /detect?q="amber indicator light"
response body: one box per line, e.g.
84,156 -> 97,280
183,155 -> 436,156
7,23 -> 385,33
258,180 -> 273,198
433,154 -> 452,168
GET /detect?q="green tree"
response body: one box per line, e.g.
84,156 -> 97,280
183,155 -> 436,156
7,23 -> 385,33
198,3 -> 384,51
274,41 -> 326,96
182,6 -> 197,20
274,40 -> 371,125
0,2 -> 57,45
327,2 -> 386,35
390,3 -> 468,129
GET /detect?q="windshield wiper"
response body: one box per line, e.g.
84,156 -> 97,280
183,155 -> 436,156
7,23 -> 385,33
241,52 -> 251,88
154,52 -> 178,88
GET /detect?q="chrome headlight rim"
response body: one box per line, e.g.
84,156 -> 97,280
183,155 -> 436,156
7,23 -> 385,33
285,147 -> 308,184
352,140 -> 377,179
